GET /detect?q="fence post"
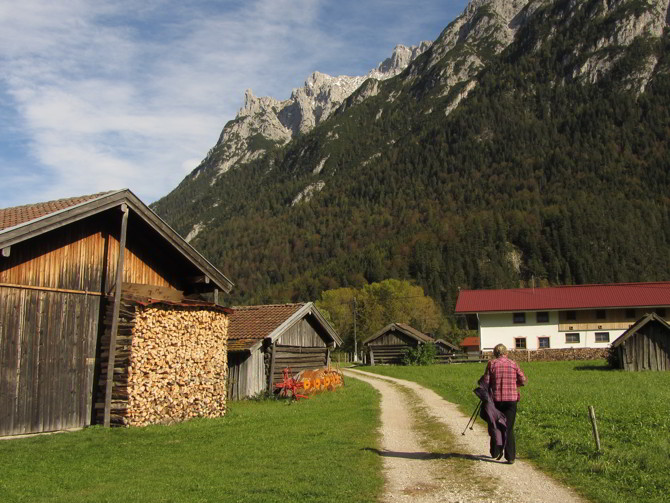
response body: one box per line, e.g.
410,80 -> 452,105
588,405 -> 601,452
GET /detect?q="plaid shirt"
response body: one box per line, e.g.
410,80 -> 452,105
479,356 -> 527,402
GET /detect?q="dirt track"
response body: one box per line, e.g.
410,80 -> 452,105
343,368 -> 587,503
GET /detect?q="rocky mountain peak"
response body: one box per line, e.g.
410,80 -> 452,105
199,41 -> 432,180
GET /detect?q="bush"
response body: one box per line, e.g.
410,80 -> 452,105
402,343 -> 437,365
606,346 -> 621,368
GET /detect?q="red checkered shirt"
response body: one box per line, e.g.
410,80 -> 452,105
480,356 -> 527,402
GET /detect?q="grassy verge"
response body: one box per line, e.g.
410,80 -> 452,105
361,360 -> 670,503
0,379 -> 383,503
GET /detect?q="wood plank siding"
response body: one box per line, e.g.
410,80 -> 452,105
227,351 -> 266,401
368,333 -> 419,365
0,211 -> 192,436
0,287 -> 100,436
272,346 -> 328,384
618,329 -> 670,371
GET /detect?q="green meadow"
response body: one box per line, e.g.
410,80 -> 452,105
362,360 -> 670,503
0,378 -> 382,503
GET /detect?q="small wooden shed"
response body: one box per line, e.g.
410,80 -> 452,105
610,313 -> 670,371
435,338 -> 460,354
460,336 -> 480,354
364,323 -> 434,365
226,303 -> 341,400
0,190 -> 234,436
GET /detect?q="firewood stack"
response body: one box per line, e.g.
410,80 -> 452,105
96,298 -> 229,427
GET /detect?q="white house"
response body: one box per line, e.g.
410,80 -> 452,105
454,282 -> 670,352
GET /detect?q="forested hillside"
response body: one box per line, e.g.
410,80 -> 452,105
152,0 -> 670,317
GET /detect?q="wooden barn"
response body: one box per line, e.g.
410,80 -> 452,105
610,313 -> 670,371
0,189 -> 234,436
226,303 -> 341,400
364,323 -> 434,365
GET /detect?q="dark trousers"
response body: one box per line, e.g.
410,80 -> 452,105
494,401 -> 518,461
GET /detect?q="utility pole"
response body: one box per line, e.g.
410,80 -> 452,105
353,297 -> 358,362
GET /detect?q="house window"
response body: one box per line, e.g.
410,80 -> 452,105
513,312 -> 526,324
566,333 -> 580,344
566,310 -> 577,321
515,337 -> 527,349
656,308 -> 666,318
538,337 -> 550,349
536,311 -> 549,323
596,309 -> 607,320
595,332 -> 610,343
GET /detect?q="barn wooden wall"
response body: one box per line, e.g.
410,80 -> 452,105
618,327 -> 670,371
272,346 -> 329,385
0,211 -> 194,436
227,350 -> 266,400
0,287 -> 100,436
367,331 -> 418,364
276,318 -> 328,347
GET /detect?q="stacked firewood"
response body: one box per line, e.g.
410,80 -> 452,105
96,298 -> 228,427
506,347 -> 609,362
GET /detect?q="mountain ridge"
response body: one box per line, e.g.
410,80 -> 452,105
152,0 -> 670,316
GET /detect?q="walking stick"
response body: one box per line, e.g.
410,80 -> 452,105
462,400 -> 482,435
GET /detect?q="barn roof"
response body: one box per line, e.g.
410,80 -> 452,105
460,336 -> 480,348
227,302 -> 342,352
363,322 -> 434,345
455,282 -> 670,314
0,192 -> 113,231
0,189 -> 234,293
611,312 -> 670,348
435,338 -> 460,351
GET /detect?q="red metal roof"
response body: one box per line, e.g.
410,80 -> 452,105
227,303 -> 305,350
455,282 -> 670,313
0,191 -> 114,231
460,336 -> 480,348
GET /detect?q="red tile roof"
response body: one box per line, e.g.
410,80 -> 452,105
0,191 -> 114,231
227,303 -> 305,350
460,336 -> 480,348
455,282 -> 670,313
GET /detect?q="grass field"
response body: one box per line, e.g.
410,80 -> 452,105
0,378 -> 383,503
362,360 -> 670,503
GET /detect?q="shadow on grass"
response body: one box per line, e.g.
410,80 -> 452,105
573,364 -> 613,371
363,448 -> 503,463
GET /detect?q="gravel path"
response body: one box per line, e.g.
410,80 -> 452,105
343,368 -> 587,503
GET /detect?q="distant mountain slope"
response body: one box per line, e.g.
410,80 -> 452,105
152,0 -> 670,315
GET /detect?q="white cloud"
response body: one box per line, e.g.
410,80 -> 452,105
0,0 -> 468,208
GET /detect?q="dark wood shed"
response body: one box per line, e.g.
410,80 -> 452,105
610,313 -> 670,371
226,303 -> 341,400
363,323 -> 434,365
0,189 -> 233,436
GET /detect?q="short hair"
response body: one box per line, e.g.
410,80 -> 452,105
493,344 -> 508,357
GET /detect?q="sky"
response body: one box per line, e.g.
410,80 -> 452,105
0,0 -> 469,208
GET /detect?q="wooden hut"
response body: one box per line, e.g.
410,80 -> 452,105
435,338 -> 460,354
460,336 -> 480,354
610,313 -> 670,371
226,303 -> 341,400
364,323 -> 434,365
0,189 -> 234,436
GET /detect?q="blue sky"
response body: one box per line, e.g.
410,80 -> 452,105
1,0 -> 469,208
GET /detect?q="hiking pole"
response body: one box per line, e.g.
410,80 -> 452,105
462,401 -> 482,435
